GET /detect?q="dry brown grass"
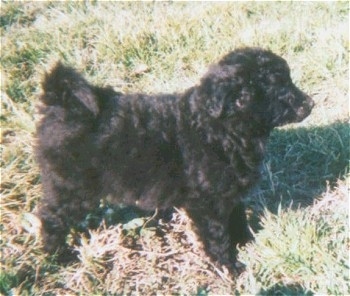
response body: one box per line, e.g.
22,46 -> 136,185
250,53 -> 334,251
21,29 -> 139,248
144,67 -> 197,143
6,210 -> 235,295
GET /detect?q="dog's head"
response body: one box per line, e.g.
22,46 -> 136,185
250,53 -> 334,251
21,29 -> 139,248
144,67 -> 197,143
199,47 -> 314,130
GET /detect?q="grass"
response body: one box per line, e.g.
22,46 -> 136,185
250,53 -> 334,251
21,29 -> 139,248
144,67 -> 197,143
237,179 -> 349,295
1,1 -> 349,295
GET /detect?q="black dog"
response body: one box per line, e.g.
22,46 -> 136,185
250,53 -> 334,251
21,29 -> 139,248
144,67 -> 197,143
36,47 -> 314,269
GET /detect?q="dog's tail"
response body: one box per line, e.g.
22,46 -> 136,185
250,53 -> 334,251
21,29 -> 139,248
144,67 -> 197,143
40,62 -> 99,116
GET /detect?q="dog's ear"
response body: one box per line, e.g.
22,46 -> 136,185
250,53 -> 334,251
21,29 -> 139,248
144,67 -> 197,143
41,62 -> 99,116
199,64 -> 254,119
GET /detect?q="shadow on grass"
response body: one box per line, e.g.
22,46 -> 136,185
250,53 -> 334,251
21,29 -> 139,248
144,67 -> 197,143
258,283 -> 314,296
248,120 -> 349,214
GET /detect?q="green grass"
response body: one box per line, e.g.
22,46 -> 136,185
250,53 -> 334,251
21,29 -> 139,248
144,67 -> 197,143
1,1 -> 349,295
237,179 -> 349,295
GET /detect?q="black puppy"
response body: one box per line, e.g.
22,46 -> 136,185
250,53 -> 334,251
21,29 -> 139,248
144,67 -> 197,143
36,47 -> 314,269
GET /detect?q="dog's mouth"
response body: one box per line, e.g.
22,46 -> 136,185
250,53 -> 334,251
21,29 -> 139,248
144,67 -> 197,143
294,95 -> 314,122
272,94 -> 314,127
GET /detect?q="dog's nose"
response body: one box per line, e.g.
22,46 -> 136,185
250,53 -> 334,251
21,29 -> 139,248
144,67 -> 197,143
295,94 -> 314,121
303,93 -> 314,110
307,96 -> 315,109
307,96 -> 315,110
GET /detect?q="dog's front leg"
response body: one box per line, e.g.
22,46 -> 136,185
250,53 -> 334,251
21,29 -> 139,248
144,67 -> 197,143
228,201 -> 253,248
186,206 -> 234,270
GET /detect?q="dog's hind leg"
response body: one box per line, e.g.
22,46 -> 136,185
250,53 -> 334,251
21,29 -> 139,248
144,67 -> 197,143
37,177 -> 100,262
38,202 -> 73,261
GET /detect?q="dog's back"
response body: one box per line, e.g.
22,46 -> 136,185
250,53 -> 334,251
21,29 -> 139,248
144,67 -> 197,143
37,63 -> 187,212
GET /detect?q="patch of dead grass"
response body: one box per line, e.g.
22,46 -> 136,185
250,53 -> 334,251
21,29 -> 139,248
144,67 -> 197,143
31,210 -> 234,295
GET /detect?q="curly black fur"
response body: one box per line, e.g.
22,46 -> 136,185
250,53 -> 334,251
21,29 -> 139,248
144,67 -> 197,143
36,47 -> 314,269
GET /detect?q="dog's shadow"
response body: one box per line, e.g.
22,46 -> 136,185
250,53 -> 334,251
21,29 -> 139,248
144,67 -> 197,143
247,120 -> 349,222
258,283 -> 314,296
